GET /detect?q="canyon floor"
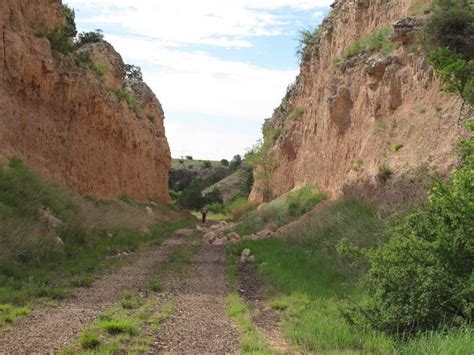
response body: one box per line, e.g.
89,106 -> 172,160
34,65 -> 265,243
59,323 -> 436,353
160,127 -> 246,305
0,223 -> 286,354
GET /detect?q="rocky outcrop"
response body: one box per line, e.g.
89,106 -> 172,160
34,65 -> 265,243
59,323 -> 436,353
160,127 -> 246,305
0,0 -> 171,202
250,0 -> 466,204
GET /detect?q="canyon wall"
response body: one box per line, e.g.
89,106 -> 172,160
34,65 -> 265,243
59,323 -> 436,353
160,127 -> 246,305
250,0 -> 469,208
0,0 -> 171,202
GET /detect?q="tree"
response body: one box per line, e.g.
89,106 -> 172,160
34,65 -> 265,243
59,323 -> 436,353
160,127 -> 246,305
124,64 -> 143,82
76,29 -> 104,47
220,159 -> 229,167
63,4 -> 77,38
185,155 -> 193,160
203,160 -> 212,168
229,155 -> 242,172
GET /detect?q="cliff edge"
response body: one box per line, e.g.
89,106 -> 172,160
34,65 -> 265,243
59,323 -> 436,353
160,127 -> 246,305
250,0 -> 469,208
0,0 -> 171,202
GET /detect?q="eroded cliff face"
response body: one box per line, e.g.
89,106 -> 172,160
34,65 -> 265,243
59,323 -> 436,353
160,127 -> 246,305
250,0 -> 468,208
0,0 -> 171,202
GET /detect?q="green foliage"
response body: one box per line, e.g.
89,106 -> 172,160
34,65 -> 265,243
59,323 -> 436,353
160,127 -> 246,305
234,185 -> 326,236
377,164 -> 393,183
62,4 -> 77,38
186,155 -> 193,160
225,197 -> 259,219
428,48 -> 474,106
391,143 -> 403,152
110,89 -> 137,111
423,0 -> 474,60
176,181 -> 222,210
74,52 -> 108,80
0,304 -> 30,326
203,160 -> 212,169
124,64 -> 143,82
205,202 -> 224,213
229,155 -> 242,172
75,29 -> 104,47
79,329 -> 101,349
356,124 -> 474,335
351,156 -> 364,172
220,159 -> 229,166
297,27 -> 322,61
148,279 -> 165,292
286,107 -> 305,122
36,26 -> 75,54
228,199 -> 391,352
100,318 -> 138,335
344,27 -> 398,58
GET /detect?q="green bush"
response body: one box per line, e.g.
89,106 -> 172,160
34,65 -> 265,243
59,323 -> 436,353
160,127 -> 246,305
344,27 -> 398,58
76,29 -> 104,47
423,0 -> 474,60
36,26 -> 75,55
110,89 -> 137,111
357,122 -> 474,335
297,27 -> 322,61
220,159 -> 229,167
286,107 -> 305,122
203,160 -> 212,168
124,64 -> 143,82
63,4 -> 77,38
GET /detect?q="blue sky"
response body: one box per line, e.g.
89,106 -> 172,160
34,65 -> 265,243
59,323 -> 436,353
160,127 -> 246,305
66,0 -> 331,160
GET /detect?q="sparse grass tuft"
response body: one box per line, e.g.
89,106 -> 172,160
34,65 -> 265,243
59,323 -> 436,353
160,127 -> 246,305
344,27 -> 398,58
79,328 -> 101,349
148,279 -> 165,292
391,143 -> 403,152
0,304 -> 30,326
100,318 -> 138,335
286,107 -> 305,122
120,292 -> 141,310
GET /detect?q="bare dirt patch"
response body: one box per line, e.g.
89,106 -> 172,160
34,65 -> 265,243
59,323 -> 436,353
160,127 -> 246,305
152,245 -> 240,353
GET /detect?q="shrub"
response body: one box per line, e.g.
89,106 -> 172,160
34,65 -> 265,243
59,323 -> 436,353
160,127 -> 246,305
229,155 -> 242,172
124,64 -> 143,82
206,202 -> 224,214
79,329 -> 100,349
203,160 -> 212,169
377,164 -> 393,183
344,27 -> 398,58
110,89 -> 137,111
36,26 -> 75,54
76,29 -> 104,47
286,107 -> 305,122
356,123 -> 474,335
185,156 -> 193,160
225,198 -> 259,219
297,27 -> 322,61
220,159 -> 229,167
428,48 -> 474,107
63,4 -> 77,38
423,0 -> 474,60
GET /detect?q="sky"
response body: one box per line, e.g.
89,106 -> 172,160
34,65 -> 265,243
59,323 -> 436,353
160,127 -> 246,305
66,0 -> 331,160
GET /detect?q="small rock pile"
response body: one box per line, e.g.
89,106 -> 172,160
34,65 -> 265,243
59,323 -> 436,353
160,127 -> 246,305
200,222 -> 279,246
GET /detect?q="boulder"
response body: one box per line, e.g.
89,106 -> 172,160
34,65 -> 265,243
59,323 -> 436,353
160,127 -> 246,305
203,231 -> 217,245
240,248 -> 253,262
145,206 -> 154,216
39,207 -> 63,228
265,223 -> 279,232
226,232 -> 241,243
256,229 -> 273,239
390,16 -> 426,45
242,234 -> 260,241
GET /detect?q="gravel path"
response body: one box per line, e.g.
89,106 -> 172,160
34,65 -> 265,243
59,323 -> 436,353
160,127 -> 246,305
0,234 -> 185,354
152,245 -> 240,354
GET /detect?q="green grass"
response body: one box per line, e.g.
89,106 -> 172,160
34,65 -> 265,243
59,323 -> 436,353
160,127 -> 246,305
100,318 -> 138,335
286,107 -> 305,122
344,27 -> 398,58
228,197 -> 474,352
0,157 -> 194,315
171,159 -> 221,169
228,199 -> 394,353
148,279 -> 165,292
234,185 -> 326,236
0,304 -> 30,326
79,329 -> 101,350
397,327 -> 474,354
226,293 -> 272,354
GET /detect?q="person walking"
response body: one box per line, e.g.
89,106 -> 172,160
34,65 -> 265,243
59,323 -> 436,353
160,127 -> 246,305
200,206 -> 208,224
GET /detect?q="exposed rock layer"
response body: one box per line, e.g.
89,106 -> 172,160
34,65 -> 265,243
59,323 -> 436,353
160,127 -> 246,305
0,0 -> 171,202
250,0 -> 466,203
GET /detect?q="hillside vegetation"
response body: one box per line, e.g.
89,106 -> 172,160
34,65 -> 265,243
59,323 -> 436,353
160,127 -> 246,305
0,158 -> 193,325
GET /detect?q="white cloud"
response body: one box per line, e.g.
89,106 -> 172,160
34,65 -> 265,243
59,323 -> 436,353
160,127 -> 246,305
67,0 -> 331,47
106,35 -> 297,121
66,0 -> 329,158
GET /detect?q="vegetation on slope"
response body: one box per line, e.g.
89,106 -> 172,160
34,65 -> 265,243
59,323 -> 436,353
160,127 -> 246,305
0,157 -> 193,322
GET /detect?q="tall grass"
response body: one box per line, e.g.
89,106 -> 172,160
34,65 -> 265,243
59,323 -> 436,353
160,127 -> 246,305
344,27 -> 398,58
228,199 -> 393,353
0,158 -> 194,309
234,185 -> 326,236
